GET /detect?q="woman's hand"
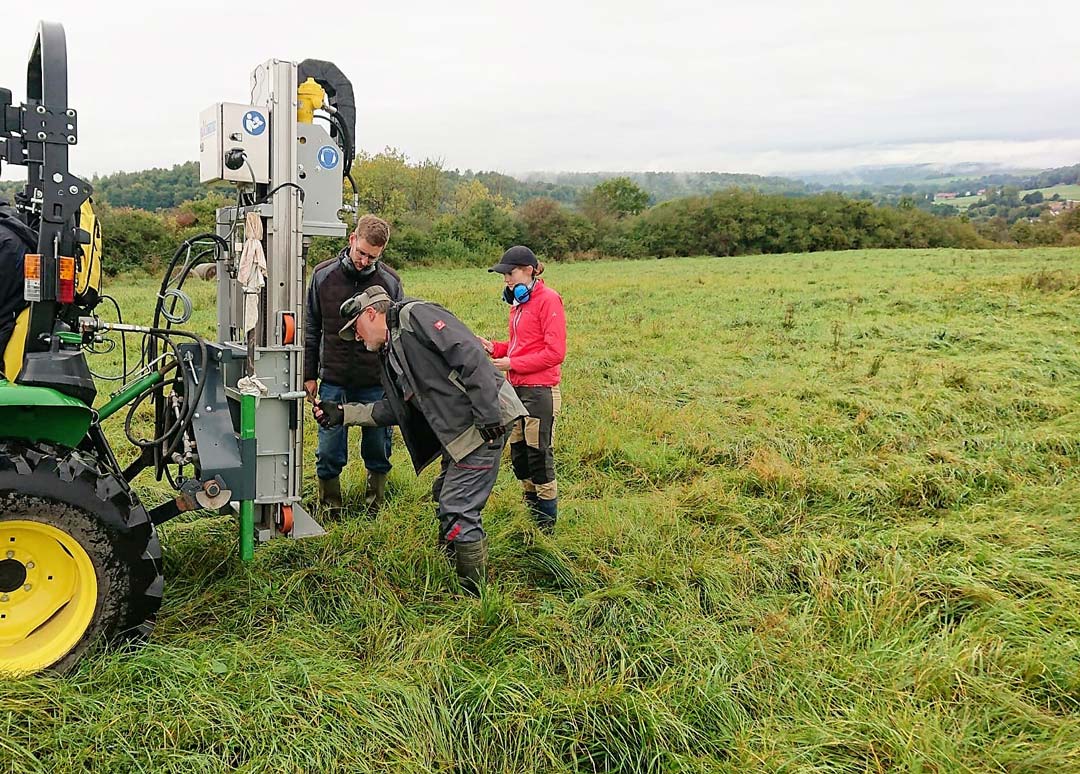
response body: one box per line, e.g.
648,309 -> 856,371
491,356 -> 511,371
477,336 -> 495,355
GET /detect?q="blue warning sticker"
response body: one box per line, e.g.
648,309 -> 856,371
317,145 -> 340,169
243,110 -> 266,136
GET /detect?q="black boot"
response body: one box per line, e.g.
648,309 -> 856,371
533,497 -> 557,534
524,491 -> 542,526
453,538 -> 488,596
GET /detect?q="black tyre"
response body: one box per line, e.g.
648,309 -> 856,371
0,441 -> 162,675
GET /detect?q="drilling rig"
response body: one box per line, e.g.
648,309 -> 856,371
0,21 -> 355,674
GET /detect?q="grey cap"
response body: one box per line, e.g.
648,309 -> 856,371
338,285 -> 392,340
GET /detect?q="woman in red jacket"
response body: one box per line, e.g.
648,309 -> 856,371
479,246 -> 567,532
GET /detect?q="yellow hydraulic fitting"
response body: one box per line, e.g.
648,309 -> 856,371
296,78 -> 325,124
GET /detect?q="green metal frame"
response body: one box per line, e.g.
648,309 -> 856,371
239,394 -> 255,561
96,370 -> 162,422
0,379 -> 92,448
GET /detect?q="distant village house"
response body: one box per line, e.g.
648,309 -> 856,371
1045,200 -> 1080,216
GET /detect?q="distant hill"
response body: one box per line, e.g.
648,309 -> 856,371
524,171 -> 813,202
790,162 -> 1036,188
444,169 -> 583,205
88,161 -> 208,210
0,161 -> 208,211
4,158 -> 1079,214
2,164 -> 815,211
790,161 -> 1080,197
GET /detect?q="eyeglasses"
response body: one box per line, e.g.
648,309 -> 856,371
355,247 -> 381,263
351,234 -> 382,263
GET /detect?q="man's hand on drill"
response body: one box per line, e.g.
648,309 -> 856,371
313,400 -> 344,428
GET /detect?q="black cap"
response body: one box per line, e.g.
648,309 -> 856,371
489,245 -> 538,274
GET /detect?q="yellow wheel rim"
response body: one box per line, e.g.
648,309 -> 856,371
0,520 -> 98,675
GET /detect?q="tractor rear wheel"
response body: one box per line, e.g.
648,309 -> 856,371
0,441 -> 162,675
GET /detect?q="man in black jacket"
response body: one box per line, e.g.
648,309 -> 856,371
0,201 -> 34,362
304,215 -> 403,516
313,285 -> 526,593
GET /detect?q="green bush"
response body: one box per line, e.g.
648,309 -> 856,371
306,236 -> 340,268
437,200 -> 522,252
518,198 -> 596,260
99,205 -> 176,275
631,190 -> 988,257
96,185 -> 1015,277
384,222 -> 434,266
424,236 -> 502,268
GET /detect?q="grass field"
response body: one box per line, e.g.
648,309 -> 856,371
941,184 -> 1080,210
3,248 -> 1080,773
1033,184 -> 1080,201
936,194 -> 981,208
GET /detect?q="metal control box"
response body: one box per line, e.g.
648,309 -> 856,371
296,123 -> 347,236
199,102 -> 271,184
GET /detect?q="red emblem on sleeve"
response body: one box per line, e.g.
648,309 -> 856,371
434,320 -> 446,331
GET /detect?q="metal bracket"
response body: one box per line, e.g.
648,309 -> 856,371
18,104 -> 78,146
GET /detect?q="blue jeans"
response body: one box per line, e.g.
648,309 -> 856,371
315,382 -> 392,480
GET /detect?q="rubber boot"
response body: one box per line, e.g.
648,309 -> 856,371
363,471 -> 389,516
453,538 -> 488,596
524,490 -> 543,528
534,497 -> 557,534
318,476 -> 343,519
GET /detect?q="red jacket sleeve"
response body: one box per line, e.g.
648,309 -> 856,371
491,339 -> 509,358
509,294 -> 566,375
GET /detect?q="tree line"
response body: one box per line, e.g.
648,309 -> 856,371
93,151 -> 998,276
7,150 -> 1080,276
2,155 -> 816,213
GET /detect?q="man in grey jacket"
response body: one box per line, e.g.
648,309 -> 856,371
313,285 -> 526,593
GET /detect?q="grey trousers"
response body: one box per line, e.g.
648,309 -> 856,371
431,436 -> 506,544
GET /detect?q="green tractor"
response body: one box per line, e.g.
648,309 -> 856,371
0,22 -> 354,674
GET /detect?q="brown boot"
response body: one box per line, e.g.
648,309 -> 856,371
363,471 -> 389,516
318,477 -> 343,519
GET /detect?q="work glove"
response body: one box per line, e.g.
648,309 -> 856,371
313,400 -> 344,428
478,422 -> 505,442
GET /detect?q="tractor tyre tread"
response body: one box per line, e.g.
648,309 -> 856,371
0,440 -> 162,673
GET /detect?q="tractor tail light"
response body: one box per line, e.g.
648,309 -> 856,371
58,256 -> 76,304
24,254 -> 42,301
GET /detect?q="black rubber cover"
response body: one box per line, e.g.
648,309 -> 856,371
297,59 -> 356,158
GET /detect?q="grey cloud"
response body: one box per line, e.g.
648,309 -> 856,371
3,0 -> 1079,180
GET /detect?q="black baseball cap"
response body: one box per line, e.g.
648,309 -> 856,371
489,245 -> 538,274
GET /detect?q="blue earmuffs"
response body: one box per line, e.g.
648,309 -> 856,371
502,281 -> 534,305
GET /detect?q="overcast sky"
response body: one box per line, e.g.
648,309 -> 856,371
4,1 -> 1079,180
